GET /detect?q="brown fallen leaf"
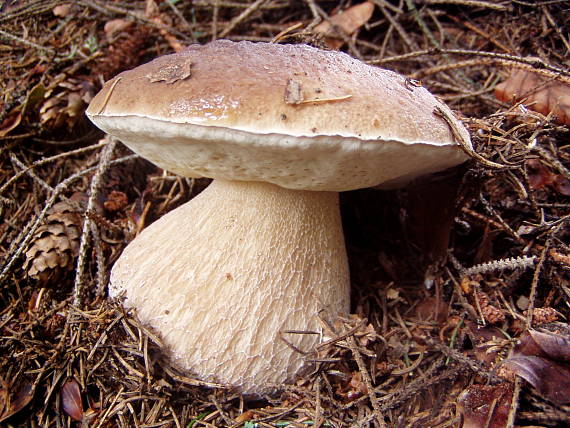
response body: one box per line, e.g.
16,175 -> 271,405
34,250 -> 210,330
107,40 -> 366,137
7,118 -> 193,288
504,355 -> 570,405
457,382 -> 513,428
0,378 -> 7,418
465,320 -> 505,365
0,110 -> 22,137
0,83 -> 46,137
503,329 -> 570,405
494,68 -> 570,125
314,2 -> 374,49
234,410 -> 255,423
526,158 -> 570,196
53,4 -> 72,17
104,18 -> 134,40
554,175 -> 570,196
61,379 -> 83,422
521,330 -> 570,362
414,295 -> 449,323
0,379 -> 34,423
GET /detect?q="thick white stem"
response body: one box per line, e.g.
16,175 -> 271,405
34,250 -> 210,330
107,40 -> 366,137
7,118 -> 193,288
110,179 -> 350,394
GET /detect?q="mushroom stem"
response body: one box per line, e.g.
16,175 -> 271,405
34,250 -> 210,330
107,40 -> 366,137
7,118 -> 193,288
110,179 -> 350,394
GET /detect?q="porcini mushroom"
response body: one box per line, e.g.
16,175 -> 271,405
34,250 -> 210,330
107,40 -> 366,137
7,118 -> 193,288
86,40 -> 471,395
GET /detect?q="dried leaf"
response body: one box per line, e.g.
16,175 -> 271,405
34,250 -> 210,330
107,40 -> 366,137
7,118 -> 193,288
494,68 -> 570,125
465,320 -> 504,365
503,355 -> 570,405
348,371 -> 368,397
0,378 -> 7,418
53,4 -> 72,17
0,380 -> 34,423
0,110 -> 23,138
145,0 -> 184,52
314,2 -> 374,49
39,79 -> 91,130
503,330 -> 570,404
234,410 -> 255,423
525,330 -> 570,362
526,159 -> 556,190
553,175 -> 570,196
414,296 -> 449,322
284,79 -> 303,105
525,159 -> 570,196
146,58 -> 193,84
457,383 -> 513,428
61,379 -> 83,421
104,18 -> 133,39
356,322 -> 377,347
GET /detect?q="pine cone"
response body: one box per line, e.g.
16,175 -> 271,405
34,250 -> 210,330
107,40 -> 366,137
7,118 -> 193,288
476,292 -> 506,325
23,200 -> 82,285
529,307 -> 559,325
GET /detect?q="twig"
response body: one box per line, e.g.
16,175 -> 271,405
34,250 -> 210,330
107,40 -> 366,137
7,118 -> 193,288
370,49 -> 570,78
525,238 -> 550,327
92,222 -> 108,298
80,0 -> 191,41
73,137 -> 117,307
478,193 -> 524,243
506,377 -> 522,428
0,155 -> 136,286
533,145 -> 570,181
424,0 -> 510,10
0,28 -> 57,54
422,337 -> 503,383
252,401 -> 305,423
219,0 -> 267,38
461,255 -> 537,277
0,140 -> 107,196
210,395 -> 236,426
404,0 -> 440,49
447,14 -> 512,53
434,106 -> 510,169
541,5 -> 570,54
347,335 -> 386,427
413,59 -> 570,84
9,153 -> 55,195
211,0 -> 220,39
376,1 -> 418,51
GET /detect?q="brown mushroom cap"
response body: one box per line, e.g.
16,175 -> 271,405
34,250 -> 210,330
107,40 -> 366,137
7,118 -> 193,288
86,40 -> 470,191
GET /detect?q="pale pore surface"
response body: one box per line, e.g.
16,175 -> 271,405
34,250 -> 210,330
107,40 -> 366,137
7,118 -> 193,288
110,180 -> 350,394
91,115 -> 468,191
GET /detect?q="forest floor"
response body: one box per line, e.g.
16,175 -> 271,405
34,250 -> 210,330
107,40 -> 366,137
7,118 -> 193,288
0,1 -> 569,427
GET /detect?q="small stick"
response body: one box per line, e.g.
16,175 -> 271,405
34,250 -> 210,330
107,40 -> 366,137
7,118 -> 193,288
347,334 -> 387,428
370,49 -> 570,78
526,239 -> 550,328
219,0 -> 267,38
0,141 -> 107,196
425,0 -> 508,12
0,154 -> 138,285
73,138 -> 117,307
434,106 -> 510,169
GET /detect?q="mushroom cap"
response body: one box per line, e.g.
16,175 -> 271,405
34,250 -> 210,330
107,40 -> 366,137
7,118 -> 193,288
86,40 -> 471,191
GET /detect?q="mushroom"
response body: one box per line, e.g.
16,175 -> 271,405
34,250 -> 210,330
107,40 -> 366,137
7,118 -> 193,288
86,40 -> 471,395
